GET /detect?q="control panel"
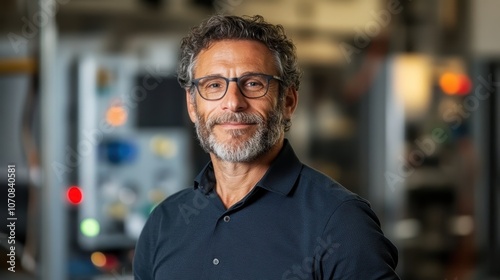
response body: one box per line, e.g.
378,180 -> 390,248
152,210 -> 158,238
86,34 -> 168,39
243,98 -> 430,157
74,56 -> 191,251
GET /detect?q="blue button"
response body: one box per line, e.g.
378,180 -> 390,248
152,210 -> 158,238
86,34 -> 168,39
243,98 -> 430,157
99,140 -> 137,164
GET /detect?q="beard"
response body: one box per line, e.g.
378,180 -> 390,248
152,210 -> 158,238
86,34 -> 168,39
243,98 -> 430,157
193,99 -> 285,163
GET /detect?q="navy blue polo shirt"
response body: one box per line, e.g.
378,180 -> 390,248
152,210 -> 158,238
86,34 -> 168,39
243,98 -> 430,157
134,140 -> 399,279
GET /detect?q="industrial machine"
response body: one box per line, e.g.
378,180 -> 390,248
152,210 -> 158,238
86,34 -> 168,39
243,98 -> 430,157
74,55 -> 191,249
65,55 -> 193,276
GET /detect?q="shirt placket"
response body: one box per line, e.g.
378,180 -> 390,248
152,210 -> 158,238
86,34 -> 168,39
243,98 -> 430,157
203,189 -> 254,280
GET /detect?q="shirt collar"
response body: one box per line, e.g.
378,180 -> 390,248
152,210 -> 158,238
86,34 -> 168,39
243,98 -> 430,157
193,161 -> 216,195
193,139 -> 303,196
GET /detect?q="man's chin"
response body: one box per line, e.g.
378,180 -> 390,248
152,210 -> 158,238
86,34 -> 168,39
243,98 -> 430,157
211,137 -> 251,150
212,128 -> 257,142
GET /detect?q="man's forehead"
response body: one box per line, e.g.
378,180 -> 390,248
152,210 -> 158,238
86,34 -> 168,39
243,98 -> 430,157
199,39 -> 270,55
194,40 -> 277,75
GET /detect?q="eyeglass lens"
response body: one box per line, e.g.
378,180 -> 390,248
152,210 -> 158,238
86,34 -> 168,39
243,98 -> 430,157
196,74 -> 272,100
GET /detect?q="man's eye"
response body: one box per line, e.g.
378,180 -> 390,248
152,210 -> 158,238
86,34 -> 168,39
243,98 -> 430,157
207,83 -> 221,88
244,80 -> 263,88
202,80 -> 225,90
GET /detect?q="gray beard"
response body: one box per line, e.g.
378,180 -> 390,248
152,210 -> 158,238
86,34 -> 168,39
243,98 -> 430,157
194,102 -> 285,163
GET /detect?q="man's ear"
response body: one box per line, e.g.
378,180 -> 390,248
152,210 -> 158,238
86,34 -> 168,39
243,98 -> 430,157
283,87 -> 298,121
186,90 -> 197,123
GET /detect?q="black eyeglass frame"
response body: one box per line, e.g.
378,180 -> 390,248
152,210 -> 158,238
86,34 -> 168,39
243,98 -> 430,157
189,73 -> 283,101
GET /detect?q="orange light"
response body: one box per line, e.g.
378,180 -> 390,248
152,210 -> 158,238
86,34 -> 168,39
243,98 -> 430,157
67,186 -> 83,205
91,252 -> 119,271
439,72 -> 460,95
106,105 -> 127,126
91,252 -> 106,268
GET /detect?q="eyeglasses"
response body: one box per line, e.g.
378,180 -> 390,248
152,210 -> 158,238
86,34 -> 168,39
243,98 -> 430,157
189,73 -> 282,101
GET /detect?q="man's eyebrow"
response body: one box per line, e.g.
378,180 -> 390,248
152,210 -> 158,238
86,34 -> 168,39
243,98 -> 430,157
195,73 -> 225,79
198,71 -> 268,78
239,71 -> 265,76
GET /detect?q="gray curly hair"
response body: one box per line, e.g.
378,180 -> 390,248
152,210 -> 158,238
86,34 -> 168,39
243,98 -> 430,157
177,15 -> 301,95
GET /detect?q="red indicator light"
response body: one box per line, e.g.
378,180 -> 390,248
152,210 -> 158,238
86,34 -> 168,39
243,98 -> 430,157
67,186 -> 83,205
457,74 -> 472,95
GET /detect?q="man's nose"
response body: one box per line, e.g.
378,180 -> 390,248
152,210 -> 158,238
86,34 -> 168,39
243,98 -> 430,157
220,81 -> 248,112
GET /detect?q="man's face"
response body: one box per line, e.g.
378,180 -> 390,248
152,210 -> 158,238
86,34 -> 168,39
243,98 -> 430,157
186,40 -> 295,162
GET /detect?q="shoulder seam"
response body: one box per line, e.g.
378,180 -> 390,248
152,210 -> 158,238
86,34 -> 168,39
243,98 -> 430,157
320,198 -> 370,236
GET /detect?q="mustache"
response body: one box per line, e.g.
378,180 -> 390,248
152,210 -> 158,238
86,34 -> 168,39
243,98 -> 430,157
206,112 -> 264,128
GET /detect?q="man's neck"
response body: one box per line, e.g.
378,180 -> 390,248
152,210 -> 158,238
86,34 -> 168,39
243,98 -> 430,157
210,140 -> 284,209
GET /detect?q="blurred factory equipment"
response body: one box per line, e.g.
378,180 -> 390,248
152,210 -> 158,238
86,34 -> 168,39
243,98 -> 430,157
74,56 -> 190,251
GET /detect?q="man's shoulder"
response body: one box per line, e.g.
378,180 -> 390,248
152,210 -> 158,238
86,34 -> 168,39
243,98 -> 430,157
143,187 -> 203,230
155,187 -> 196,210
297,164 -> 369,208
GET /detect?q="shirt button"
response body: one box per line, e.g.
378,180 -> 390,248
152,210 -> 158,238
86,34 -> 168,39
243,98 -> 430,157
213,258 -> 219,265
223,215 -> 230,222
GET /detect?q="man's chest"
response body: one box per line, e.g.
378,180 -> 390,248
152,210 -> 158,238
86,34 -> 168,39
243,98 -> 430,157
152,201 -> 324,280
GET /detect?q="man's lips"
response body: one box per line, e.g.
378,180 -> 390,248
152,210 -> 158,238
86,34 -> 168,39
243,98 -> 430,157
216,122 -> 256,128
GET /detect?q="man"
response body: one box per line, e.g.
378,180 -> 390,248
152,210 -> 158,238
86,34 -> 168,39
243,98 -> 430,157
134,15 -> 399,279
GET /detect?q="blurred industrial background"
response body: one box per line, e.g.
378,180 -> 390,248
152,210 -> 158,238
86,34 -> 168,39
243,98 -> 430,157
0,0 -> 499,279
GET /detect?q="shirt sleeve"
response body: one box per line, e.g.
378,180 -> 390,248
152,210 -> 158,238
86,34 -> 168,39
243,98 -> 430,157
316,199 -> 400,280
